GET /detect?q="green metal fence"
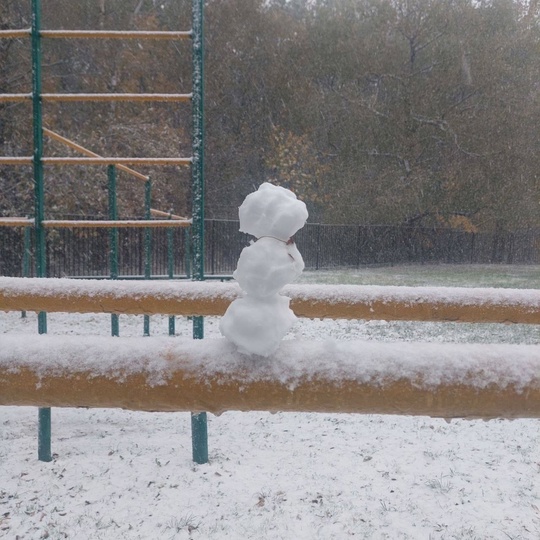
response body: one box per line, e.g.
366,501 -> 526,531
2,221 -> 537,279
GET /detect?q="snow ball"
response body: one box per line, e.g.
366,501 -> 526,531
239,182 -> 308,241
233,237 -> 304,297
219,295 -> 297,357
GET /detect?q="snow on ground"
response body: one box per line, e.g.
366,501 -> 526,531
1,269 -> 540,539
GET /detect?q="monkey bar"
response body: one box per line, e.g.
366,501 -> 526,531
0,157 -> 192,165
0,94 -> 32,102
0,93 -> 191,102
41,219 -> 191,228
0,218 -> 34,227
0,217 -> 191,231
40,30 -> 192,40
0,29 -> 191,39
0,29 -> 31,38
43,93 -> 192,102
0,157 -> 33,164
43,157 -> 192,166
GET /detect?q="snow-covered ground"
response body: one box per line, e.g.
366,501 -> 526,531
1,267 -> 540,539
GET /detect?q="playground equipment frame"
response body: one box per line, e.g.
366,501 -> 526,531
0,0 -> 208,463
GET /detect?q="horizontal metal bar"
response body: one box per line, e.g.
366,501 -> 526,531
0,217 -> 34,227
42,219 -> 191,229
42,157 -> 192,166
0,29 -> 31,39
40,30 -> 192,40
0,157 -> 33,165
0,94 -> 31,102
43,128 -> 149,181
42,93 -> 191,102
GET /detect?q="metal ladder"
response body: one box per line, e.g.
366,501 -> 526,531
0,0 -> 208,464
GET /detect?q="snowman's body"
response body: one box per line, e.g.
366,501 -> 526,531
220,183 -> 308,356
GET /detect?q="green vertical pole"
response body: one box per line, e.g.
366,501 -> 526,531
190,0 -> 208,465
21,225 -> 31,318
32,0 -> 51,463
167,215 -> 175,336
184,227 -> 191,278
143,179 -> 152,336
108,165 -> 119,337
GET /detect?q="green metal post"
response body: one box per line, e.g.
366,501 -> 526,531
32,0 -> 46,331
143,179 -> 152,336
167,215 -> 175,336
191,0 -> 208,465
191,411 -> 208,463
108,165 -> 119,337
21,225 -> 31,318
32,0 -> 51,463
38,407 -> 51,461
184,227 -> 191,278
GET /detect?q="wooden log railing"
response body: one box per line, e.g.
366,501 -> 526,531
0,277 -> 539,324
1,277 -> 539,418
1,335 -> 539,419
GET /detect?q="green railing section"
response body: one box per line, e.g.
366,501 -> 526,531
0,0 -> 208,464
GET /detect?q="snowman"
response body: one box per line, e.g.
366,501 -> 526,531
220,182 -> 308,356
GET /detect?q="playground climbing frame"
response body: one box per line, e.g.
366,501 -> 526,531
0,0 -> 208,464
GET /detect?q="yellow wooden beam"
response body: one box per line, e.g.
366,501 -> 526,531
40,30 -> 191,40
1,278 -> 539,324
0,157 -> 33,165
42,219 -> 191,229
0,217 -> 34,227
42,93 -> 191,102
0,93 -> 31,102
1,336 -> 538,418
42,157 -> 191,166
0,29 -> 31,38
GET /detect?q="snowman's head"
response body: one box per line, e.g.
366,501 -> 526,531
238,182 -> 308,241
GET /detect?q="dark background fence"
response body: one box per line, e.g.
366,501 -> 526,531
1,219 -> 539,278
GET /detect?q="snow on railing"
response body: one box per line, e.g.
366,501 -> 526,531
1,277 -> 539,418
1,277 -> 539,324
1,334 -> 539,418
